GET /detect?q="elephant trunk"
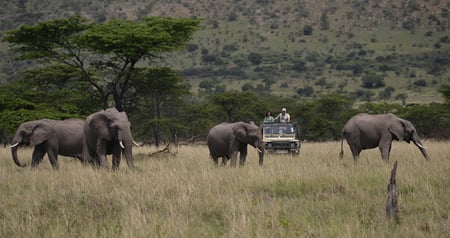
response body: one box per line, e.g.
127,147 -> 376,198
256,145 -> 264,166
119,131 -> 135,170
413,140 -> 429,160
10,143 -> 27,167
122,141 -> 135,170
411,132 -> 429,160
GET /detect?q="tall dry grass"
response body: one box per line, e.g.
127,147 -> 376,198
0,140 -> 449,237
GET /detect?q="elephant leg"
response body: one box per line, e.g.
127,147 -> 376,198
352,151 -> 360,163
348,144 -> 361,163
88,153 -> 99,167
31,147 -> 46,169
47,149 -> 60,170
91,153 -> 100,167
75,155 -> 86,164
221,156 -> 229,166
124,154 -> 135,170
230,151 -> 239,168
96,140 -> 110,169
379,142 -> 392,162
112,146 -> 121,170
239,145 -> 248,167
210,155 -> 219,166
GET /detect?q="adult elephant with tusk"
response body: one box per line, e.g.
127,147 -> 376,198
207,121 -> 264,167
83,107 -> 137,170
10,119 -> 85,169
339,113 -> 429,163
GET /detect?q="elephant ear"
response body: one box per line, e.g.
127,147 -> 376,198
90,112 -> 111,140
232,122 -> 249,143
388,119 -> 405,141
30,122 -> 54,146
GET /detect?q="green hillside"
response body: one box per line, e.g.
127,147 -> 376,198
0,0 -> 449,104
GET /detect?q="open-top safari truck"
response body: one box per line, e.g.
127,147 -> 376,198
260,122 -> 301,155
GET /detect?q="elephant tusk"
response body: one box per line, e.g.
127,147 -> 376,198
119,141 -> 125,149
415,142 -> 427,149
256,148 -> 263,153
133,140 -> 140,146
9,142 -> 19,148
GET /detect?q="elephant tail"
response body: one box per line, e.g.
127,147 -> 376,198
339,137 -> 344,159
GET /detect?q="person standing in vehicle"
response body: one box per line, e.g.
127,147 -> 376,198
263,111 -> 275,123
275,108 -> 290,123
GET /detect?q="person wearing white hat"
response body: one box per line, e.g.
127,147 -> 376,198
275,108 -> 290,123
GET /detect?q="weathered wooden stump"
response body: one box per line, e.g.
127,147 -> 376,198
386,160 -> 399,221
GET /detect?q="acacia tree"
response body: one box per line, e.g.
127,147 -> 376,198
209,91 -> 267,123
3,16 -> 201,112
132,67 -> 189,145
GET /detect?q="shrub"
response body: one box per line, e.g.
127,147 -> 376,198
413,79 -> 427,87
303,25 -> 313,35
296,86 -> 314,97
361,74 -> 385,88
241,82 -> 254,92
248,52 -> 263,65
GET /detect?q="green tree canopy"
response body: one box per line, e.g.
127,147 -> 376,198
291,95 -> 355,140
3,16 -> 201,112
0,80 -> 87,137
209,91 -> 267,123
132,67 -> 190,145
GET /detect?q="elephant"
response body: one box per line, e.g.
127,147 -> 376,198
339,113 -> 429,163
9,119 -> 85,169
207,121 -> 264,167
83,107 -> 136,170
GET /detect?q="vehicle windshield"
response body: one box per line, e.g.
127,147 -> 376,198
263,123 -> 295,135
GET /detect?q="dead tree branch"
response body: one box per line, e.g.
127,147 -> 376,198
147,143 -> 177,158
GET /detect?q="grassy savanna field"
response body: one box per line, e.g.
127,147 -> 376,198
0,141 -> 449,237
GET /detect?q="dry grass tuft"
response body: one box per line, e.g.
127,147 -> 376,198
0,141 -> 449,237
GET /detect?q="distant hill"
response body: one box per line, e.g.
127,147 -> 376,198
1,0 -> 449,104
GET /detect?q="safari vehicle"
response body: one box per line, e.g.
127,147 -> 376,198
261,122 -> 300,155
